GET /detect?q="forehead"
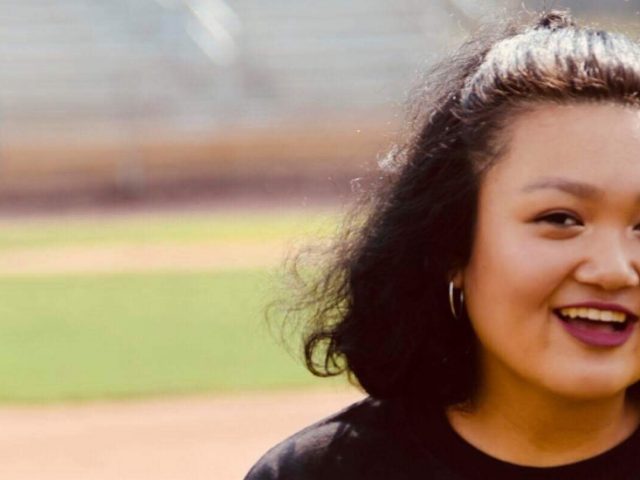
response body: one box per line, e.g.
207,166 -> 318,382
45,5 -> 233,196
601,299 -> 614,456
484,103 -> 640,191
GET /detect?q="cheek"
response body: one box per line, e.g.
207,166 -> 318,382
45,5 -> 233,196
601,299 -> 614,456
463,230 -> 576,330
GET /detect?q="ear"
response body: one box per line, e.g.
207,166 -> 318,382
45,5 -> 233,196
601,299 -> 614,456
450,270 -> 464,289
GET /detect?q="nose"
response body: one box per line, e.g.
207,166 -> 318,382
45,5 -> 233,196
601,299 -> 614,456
574,234 -> 640,290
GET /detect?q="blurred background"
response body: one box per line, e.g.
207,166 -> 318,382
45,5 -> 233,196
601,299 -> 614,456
0,1 -> 638,478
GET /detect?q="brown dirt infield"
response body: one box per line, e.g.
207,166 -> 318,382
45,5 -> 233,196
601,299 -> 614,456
0,388 -> 364,479
0,241 -> 286,275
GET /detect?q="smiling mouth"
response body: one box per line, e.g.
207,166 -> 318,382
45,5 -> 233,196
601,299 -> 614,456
554,307 -> 637,333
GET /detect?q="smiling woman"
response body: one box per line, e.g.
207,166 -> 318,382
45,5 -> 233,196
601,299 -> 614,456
462,104 -> 640,395
246,10 -> 640,480
449,103 -> 640,466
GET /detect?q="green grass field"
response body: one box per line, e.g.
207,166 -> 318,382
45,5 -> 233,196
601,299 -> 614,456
0,210 -> 338,249
0,209 -> 343,403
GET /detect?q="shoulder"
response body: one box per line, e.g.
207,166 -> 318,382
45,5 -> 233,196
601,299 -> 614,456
244,396 -> 426,480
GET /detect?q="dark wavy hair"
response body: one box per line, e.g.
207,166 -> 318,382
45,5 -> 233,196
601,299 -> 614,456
282,10 -> 640,409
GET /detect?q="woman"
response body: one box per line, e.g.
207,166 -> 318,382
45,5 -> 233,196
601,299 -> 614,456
246,10 -> 640,479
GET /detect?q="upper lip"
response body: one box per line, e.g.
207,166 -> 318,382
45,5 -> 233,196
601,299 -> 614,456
555,301 -> 638,320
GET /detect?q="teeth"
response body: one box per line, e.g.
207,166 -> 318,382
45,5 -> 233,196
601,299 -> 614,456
558,307 -> 627,323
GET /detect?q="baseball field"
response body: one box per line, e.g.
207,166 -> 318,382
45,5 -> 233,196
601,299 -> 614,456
0,206 -> 363,478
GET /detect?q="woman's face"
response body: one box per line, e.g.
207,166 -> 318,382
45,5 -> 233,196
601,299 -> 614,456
461,103 -> 640,401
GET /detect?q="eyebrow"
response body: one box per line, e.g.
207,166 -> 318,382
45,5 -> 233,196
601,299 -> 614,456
521,178 -> 603,199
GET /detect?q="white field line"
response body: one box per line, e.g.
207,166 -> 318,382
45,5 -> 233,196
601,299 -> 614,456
0,241 -> 289,275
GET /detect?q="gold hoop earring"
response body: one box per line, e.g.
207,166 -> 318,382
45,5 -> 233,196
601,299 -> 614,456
448,281 -> 464,319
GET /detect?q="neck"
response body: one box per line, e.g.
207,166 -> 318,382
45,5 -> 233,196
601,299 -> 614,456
447,370 -> 639,466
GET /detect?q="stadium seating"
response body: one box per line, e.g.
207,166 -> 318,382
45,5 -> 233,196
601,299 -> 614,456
0,0 -> 618,205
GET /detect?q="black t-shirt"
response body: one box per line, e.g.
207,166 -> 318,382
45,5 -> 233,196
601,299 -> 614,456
244,396 -> 640,479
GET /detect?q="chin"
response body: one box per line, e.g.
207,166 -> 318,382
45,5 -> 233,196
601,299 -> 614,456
542,371 -> 637,402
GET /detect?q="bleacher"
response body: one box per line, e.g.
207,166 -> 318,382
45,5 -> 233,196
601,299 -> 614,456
0,0 -> 228,132
0,1 -> 439,203
0,0 -> 624,206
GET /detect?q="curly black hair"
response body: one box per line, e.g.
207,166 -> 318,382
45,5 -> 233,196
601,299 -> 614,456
281,9 -> 640,409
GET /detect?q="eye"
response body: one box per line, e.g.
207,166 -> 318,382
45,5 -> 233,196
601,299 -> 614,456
534,211 -> 583,227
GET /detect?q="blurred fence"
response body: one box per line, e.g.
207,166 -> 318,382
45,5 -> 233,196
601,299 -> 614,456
0,0 -> 636,208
